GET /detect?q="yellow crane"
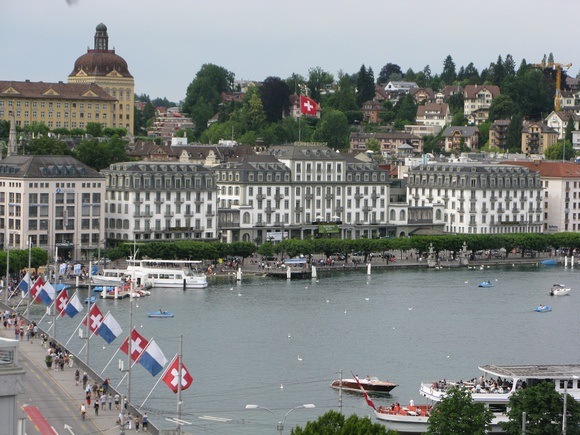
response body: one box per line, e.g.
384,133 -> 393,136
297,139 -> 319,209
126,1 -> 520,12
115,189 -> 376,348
531,61 -> 572,111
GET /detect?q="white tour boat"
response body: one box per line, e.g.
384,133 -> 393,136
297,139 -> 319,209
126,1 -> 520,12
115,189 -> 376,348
375,364 -> 580,433
127,259 -> 208,289
91,268 -> 129,285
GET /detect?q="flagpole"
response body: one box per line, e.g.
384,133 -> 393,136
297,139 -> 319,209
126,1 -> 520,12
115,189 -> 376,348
25,237 -> 31,317
127,279 -> 134,403
100,346 -> 122,375
139,360 -> 170,410
53,246 -> 58,342
37,299 -> 56,327
177,334 -> 183,435
64,299 -> 86,347
86,281 -> 92,365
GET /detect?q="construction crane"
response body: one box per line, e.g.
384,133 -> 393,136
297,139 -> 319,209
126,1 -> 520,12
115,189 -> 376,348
531,61 -> 572,111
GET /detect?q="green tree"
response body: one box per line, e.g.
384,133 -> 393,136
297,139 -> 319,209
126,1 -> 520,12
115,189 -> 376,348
490,55 -> 506,86
441,55 -> 457,85
501,381 -> 580,435
427,387 -> 493,435
291,410 -> 393,435
307,67 -> 334,101
26,136 -> 69,155
378,63 -> 403,85
260,76 -> 291,123
286,73 -> 306,95
356,64 -> 376,106
23,121 -> 50,136
240,91 -> 266,131
182,64 -> 234,136
489,94 -> 520,122
393,94 -> 417,129
312,110 -> 349,149
0,119 -> 10,141
565,114 -> 574,144
544,141 -> 576,161
325,74 -> 358,113
85,122 -> 103,138
501,69 -> 552,120
505,113 -> 523,152
72,136 -> 128,171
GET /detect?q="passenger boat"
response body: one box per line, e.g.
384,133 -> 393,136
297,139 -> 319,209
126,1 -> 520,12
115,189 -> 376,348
91,269 -> 128,285
386,364 -> 580,433
549,284 -> 571,296
478,281 -> 494,288
534,304 -> 552,312
330,377 -> 397,394
126,259 -> 208,289
148,310 -> 174,318
420,364 -> 580,405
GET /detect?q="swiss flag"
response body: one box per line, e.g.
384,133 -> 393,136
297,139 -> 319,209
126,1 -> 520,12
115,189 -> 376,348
162,356 -> 194,394
56,289 -> 69,317
29,277 -> 45,302
300,95 -> 318,116
120,328 -> 149,362
82,304 -> 104,335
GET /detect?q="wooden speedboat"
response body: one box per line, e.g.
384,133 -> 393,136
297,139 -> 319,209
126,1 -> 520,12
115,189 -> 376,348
374,404 -> 433,432
148,310 -> 174,318
330,377 -> 397,394
549,284 -> 571,296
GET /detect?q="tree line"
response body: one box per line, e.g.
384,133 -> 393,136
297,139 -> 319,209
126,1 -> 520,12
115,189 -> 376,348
104,232 -> 580,263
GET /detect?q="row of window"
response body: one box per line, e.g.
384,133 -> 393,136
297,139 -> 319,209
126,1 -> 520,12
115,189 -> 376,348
0,101 -> 108,109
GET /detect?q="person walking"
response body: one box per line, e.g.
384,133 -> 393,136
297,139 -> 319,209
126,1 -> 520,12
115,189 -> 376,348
100,393 -> 107,412
74,369 -> 80,386
142,412 -> 148,431
82,372 -> 88,390
107,393 -> 113,410
94,400 -> 99,416
114,393 -> 120,410
80,404 -> 86,420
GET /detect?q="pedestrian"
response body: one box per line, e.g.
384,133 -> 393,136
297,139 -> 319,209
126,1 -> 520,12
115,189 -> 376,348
68,353 -> 74,368
74,369 -> 80,386
80,404 -> 86,420
85,391 -> 91,406
107,393 -> 113,410
94,400 -> 99,416
126,412 -> 132,430
82,372 -> 88,390
100,393 -> 107,411
135,416 -> 140,432
114,393 -> 120,410
142,412 -> 148,431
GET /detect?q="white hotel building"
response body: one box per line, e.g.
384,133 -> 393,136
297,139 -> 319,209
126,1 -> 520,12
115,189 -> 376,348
101,161 -> 218,243
0,155 -> 105,261
407,163 -> 543,234
217,145 -> 394,243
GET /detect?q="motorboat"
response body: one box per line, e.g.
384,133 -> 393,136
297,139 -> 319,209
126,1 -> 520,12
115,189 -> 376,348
541,259 -> 558,266
534,305 -> 552,312
148,310 -> 174,318
330,376 -> 397,394
84,296 -> 96,304
100,284 -> 131,299
478,281 -> 494,288
92,285 -> 117,293
549,284 -> 571,296
127,259 -> 208,289
91,269 -> 128,285
374,404 -> 508,433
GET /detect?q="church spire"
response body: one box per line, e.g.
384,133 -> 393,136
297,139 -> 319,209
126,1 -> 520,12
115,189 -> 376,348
94,23 -> 109,51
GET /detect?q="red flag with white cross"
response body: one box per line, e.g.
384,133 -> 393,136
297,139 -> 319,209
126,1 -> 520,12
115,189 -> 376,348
300,95 -> 318,116
56,289 -> 69,317
82,304 -> 104,335
120,328 -> 149,362
162,355 -> 194,394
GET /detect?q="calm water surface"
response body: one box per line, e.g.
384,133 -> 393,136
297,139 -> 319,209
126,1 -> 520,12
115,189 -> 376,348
52,264 -> 580,433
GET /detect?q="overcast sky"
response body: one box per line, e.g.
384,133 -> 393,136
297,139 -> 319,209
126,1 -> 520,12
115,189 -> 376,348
2,0 -> 579,103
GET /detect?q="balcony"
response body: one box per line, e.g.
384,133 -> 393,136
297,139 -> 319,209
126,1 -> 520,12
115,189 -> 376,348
354,193 -> 363,200
335,206 -> 344,213
371,193 -> 379,200
304,193 -> 313,200
194,198 -> 204,204
362,206 -> 372,213
206,211 -> 215,217
274,193 -> 284,200
264,207 -> 274,214
255,222 -> 265,227
295,206 -> 303,212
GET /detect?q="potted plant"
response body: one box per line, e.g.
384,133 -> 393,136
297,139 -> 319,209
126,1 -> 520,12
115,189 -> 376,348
45,355 -> 53,368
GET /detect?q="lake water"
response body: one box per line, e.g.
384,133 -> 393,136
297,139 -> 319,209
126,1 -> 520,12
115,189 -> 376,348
49,263 -> 580,433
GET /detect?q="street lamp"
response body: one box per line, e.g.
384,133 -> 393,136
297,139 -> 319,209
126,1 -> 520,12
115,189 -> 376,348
245,404 -> 315,435
562,375 -> 579,434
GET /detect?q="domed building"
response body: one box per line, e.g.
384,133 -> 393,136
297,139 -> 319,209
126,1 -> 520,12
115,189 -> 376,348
68,23 -> 134,135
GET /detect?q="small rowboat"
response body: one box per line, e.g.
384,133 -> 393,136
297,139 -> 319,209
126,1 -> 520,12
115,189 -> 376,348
534,305 -> 552,313
148,310 -> 174,318
478,281 -> 494,288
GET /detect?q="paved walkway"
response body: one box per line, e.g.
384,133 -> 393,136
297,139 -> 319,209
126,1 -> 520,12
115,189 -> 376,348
0,315 -> 146,434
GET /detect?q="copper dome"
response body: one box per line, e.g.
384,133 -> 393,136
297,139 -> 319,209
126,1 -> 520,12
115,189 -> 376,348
69,50 -> 133,78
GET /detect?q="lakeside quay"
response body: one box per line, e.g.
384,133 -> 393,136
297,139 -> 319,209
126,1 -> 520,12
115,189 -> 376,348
0,304 -> 159,435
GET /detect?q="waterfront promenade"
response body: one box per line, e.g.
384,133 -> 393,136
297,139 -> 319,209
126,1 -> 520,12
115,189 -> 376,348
0,308 -> 155,435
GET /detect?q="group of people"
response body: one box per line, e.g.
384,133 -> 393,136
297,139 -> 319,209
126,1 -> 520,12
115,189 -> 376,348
78,371 -> 148,431
47,340 -> 74,371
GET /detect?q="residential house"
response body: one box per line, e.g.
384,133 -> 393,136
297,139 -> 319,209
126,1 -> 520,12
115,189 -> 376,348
489,120 -> 511,150
545,110 -> 580,139
463,85 -> 500,124
360,100 -> 384,123
384,81 -> 418,92
404,124 -> 442,138
415,103 -> 451,128
409,87 -> 435,104
349,131 -> 423,155
521,121 -> 558,155
435,85 -> 463,104
442,126 -> 480,153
